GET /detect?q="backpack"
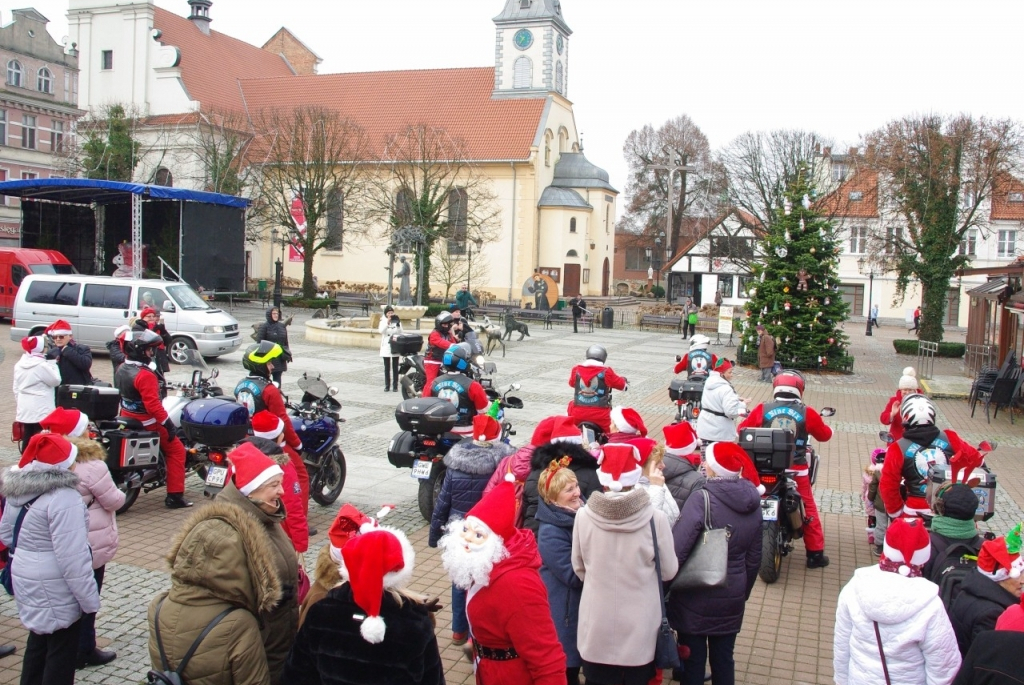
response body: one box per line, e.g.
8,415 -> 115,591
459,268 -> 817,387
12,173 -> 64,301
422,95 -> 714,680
930,541 -> 982,613
148,598 -> 238,685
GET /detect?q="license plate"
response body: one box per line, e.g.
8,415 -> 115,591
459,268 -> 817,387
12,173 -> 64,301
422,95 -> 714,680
205,466 -> 229,487
762,498 -> 779,521
411,459 -> 432,480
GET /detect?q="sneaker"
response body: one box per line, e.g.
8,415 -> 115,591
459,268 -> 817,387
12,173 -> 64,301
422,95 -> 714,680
452,631 -> 468,646
165,493 -> 193,509
873,544 -> 884,557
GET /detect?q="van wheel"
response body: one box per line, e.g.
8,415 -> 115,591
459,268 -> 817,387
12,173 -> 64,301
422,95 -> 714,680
169,337 -> 197,365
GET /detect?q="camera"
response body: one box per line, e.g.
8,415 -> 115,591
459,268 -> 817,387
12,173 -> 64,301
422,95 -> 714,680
390,315 -> 401,324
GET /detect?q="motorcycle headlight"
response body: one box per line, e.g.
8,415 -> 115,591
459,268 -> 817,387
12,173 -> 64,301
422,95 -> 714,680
204,325 -> 225,334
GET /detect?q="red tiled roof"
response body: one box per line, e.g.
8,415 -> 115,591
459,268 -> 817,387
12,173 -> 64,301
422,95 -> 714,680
818,170 -> 879,218
152,7 -> 295,114
990,173 -> 1024,221
237,68 -> 547,160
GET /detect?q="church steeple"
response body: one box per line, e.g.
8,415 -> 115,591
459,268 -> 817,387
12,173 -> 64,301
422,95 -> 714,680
493,0 -> 572,98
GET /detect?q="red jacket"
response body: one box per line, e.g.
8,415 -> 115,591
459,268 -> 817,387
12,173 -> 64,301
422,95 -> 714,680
567,362 -> 627,395
120,365 -> 167,424
739,402 -> 834,450
426,330 -> 457,362
673,352 -> 719,376
467,529 -> 566,685
277,457 -> 308,553
880,390 -> 920,441
879,428 -> 980,516
263,382 -> 302,451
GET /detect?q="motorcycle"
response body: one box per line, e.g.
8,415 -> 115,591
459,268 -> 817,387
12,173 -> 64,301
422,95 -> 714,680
388,382 -> 523,521
399,347 -> 498,400
670,358 -> 706,425
286,373 -> 348,506
162,350 -> 225,429
740,407 -> 835,584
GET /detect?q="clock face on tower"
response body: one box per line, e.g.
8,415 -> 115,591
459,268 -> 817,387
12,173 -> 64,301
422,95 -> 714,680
556,34 -> 564,55
514,29 -> 534,50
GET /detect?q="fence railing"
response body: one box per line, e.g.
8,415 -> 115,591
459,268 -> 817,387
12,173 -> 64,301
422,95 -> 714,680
963,344 -> 998,378
917,341 -> 939,380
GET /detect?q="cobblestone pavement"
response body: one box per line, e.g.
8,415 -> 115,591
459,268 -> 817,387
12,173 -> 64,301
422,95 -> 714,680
0,305 -> 1021,684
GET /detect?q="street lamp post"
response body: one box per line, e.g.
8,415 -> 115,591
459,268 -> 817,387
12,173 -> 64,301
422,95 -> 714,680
857,257 -> 875,337
270,229 -> 283,309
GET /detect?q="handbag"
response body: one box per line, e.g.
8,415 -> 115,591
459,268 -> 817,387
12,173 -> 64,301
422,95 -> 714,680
0,495 -> 41,596
650,518 -> 681,670
11,421 -> 23,443
670,490 -> 730,591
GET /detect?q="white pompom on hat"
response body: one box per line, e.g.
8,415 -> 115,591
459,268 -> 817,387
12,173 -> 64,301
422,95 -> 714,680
596,443 -> 644,492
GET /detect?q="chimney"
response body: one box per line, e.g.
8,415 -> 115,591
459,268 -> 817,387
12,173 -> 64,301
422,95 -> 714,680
187,0 -> 212,35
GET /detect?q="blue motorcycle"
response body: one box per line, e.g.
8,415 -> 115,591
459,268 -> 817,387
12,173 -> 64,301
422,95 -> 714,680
288,373 -> 347,506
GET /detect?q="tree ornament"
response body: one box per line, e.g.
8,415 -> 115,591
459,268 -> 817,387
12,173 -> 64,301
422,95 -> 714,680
818,356 -> 823,364
824,297 -> 831,305
797,323 -> 803,328
828,337 -> 835,344
783,198 -> 792,216
784,301 -> 791,312
748,287 -> 757,297
802,194 -> 811,210
816,311 -> 822,317
786,337 -> 791,342
799,218 -> 805,232
776,246 -> 788,258
785,230 -> 792,243
796,269 -> 810,291
809,247 -> 816,254
822,357 -> 828,367
783,286 -> 790,294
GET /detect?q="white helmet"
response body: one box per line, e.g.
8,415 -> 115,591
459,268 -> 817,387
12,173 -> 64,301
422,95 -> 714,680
689,334 -> 711,351
900,394 -> 936,428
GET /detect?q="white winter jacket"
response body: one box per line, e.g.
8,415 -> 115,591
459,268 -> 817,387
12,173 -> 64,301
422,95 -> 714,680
13,353 -> 61,423
834,565 -> 960,685
695,371 -> 746,443
378,318 -> 404,358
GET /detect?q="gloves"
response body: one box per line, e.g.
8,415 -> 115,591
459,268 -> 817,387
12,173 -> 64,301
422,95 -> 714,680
162,419 -> 179,441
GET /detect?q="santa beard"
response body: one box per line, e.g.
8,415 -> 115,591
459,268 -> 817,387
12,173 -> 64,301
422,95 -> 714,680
439,520 -> 509,590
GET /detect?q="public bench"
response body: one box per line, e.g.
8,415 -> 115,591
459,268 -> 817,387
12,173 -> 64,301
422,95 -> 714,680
639,314 -> 683,333
512,309 -> 594,332
334,293 -> 372,315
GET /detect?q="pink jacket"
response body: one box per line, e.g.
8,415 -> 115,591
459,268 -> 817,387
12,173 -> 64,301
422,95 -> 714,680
71,440 -> 126,568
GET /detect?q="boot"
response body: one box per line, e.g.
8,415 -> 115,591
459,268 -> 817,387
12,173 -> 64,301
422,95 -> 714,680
806,550 -> 830,568
76,648 -> 116,669
393,380 -> 399,392
0,645 -> 15,659
165,493 -> 193,509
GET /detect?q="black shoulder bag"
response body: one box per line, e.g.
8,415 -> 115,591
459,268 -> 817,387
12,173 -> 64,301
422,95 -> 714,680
148,597 -> 239,685
0,495 -> 41,596
651,518 -> 681,669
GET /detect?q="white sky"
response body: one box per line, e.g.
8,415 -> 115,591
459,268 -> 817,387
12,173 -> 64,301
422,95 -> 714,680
12,0 -> 1024,216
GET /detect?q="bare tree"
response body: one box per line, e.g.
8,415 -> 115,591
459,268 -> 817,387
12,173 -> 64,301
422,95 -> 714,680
248,106 -> 371,297
363,124 -> 501,300
863,114 -> 1024,342
431,238 -> 490,299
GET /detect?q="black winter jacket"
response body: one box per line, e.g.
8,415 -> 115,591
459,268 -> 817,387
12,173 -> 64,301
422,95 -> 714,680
283,584 -> 444,685
524,442 -> 602,535
662,453 -> 705,512
428,439 -> 513,546
256,310 -> 291,372
951,629 -> 1024,685
47,341 -> 92,386
922,529 -> 983,583
950,570 -> 1019,656
105,339 -> 126,374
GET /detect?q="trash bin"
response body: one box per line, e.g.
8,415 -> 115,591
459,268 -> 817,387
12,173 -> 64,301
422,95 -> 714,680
602,307 -> 614,329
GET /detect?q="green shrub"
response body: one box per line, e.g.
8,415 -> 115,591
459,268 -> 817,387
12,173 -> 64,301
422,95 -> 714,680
285,298 -> 335,309
651,285 -> 666,298
892,340 -> 965,358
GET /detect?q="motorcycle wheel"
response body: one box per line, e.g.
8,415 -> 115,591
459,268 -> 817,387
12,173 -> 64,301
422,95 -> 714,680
417,465 -> 445,522
310,447 -> 347,506
401,371 -> 425,400
758,519 -> 783,584
115,478 -> 140,515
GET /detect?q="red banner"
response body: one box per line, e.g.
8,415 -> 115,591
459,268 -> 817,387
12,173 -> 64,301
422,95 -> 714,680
288,195 -> 306,262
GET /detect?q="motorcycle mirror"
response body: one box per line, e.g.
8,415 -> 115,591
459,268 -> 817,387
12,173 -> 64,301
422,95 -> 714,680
210,368 -> 219,379
675,355 -> 682,362
878,430 -> 894,444
328,387 -> 339,397
504,396 -> 524,409
819,407 -> 836,417
510,382 -> 522,391
978,440 -> 997,451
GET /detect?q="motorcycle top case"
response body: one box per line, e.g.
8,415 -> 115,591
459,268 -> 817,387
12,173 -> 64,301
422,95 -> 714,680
180,398 -> 251,446
389,334 -> 424,356
57,384 -> 120,421
927,464 -> 997,521
387,430 -> 417,468
395,397 -> 457,434
669,379 -> 704,402
739,427 -> 796,472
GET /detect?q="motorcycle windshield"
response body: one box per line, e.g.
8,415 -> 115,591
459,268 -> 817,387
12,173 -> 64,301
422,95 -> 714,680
180,348 -> 211,371
297,375 -> 330,400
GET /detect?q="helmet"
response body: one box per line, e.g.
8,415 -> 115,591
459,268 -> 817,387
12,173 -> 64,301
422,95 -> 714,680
689,334 -> 711,351
585,345 -> 607,363
442,342 -> 472,372
900,394 -> 936,428
435,311 -> 454,330
125,329 -> 163,362
242,340 -> 285,376
772,370 -> 806,401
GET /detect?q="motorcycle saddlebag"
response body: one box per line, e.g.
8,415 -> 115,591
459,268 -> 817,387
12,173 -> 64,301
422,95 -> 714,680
387,430 -> 417,468
927,464 -> 997,521
181,398 -> 251,446
395,397 -> 458,434
739,427 -> 795,472
104,430 -> 162,469
57,384 -> 121,421
668,379 -> 704,402
389,334 -> 424,356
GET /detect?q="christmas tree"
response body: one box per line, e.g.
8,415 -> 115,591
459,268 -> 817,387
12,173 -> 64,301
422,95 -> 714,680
742,167 -> 851,371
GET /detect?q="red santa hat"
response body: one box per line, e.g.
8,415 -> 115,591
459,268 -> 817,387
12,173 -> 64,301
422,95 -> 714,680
473,414 -> 501,443
20,336 -> 45,355
714,358 -> 733,373
705,442 -> 764,495
46,319 -> 73,337
39,407 -> 90,438
610,407 -> 647,436
977,530 -> 1024,583
530,416 -> 559,446
251,410 -> 286,441
139,307 -> 159,320
466,480 -> 519,541
18,432 -> 78,471
228,442 -> 284,496
328,504 -> 383,564
548,416 -> 583,444
882,517 -> 932,576
995,600 -> 1024,632
626,437 -> 657,464
663,422 -> 699,456
340,527 -> 415,644
596,443 -> 644,492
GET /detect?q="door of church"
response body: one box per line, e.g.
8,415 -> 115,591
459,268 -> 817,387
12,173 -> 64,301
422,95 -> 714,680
563,263 -> 581,297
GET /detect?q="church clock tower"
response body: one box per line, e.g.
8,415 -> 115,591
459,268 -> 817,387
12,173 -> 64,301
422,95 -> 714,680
493,0 -> 572,98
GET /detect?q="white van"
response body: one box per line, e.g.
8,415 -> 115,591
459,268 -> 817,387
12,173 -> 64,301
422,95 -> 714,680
10,275 -> 243,362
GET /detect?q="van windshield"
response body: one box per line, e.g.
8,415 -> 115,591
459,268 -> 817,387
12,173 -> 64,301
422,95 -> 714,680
29,264 -> 76,275
167,284 -> 212,311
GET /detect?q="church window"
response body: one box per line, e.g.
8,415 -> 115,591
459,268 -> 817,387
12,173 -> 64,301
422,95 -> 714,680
567,250 -> 578,257
544,130 -> 552,167
37,67 -> 52,94
570,218 -> 577,233
326,188 -> 344,250
555,62 -> 564,94
154,167 -> 173,186
447,188 -> 468,254
394,187 -> 414,227
7,60 -> 22,88
558,128 -> 568,153
513,57 -> 532,89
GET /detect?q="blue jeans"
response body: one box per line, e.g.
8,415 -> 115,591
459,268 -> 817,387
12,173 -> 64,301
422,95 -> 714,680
451,583 -> 469,634
678,632 -> 737,685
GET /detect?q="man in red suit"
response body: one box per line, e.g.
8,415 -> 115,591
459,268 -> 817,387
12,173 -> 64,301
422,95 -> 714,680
423,312 -> 459,397
567,345 -> 628,434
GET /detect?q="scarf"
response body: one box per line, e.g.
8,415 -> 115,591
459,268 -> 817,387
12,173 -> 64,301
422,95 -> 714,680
878,556 -> 923,578
902,423 -> 940,448
931,515 -> 979,540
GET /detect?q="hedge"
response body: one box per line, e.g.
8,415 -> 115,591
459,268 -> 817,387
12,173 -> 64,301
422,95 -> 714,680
892,340 -> 966,358
284,297 -> 335,309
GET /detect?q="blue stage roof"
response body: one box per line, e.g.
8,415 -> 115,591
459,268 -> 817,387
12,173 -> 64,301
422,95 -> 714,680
0,178 -> 249,208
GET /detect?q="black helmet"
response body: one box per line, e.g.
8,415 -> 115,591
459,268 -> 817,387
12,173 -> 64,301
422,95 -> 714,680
242,340 -> 285,377
125,329 -> 163,362
442,342 -> 472,372
585,345 -> 607,363
435,311 -> 454,330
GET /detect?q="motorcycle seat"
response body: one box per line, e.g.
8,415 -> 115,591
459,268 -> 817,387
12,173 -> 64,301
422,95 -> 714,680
116,417 -> 146,430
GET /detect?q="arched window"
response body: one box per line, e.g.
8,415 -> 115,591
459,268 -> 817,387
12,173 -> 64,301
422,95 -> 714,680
555,61 -> 564,94
566,250 -> 578,258
569,217 -> 577,233
37,67 -> 52,94
154,168 -> 173,186
544,130 -> 553,167
513,56 -> 532,89
394,187 -> 414,227
326,188 -> 344,250
558,127 -> 568,153
447,188 -> 468,254
7,60 -> 23,88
